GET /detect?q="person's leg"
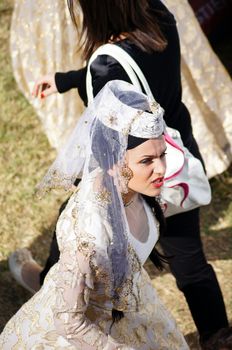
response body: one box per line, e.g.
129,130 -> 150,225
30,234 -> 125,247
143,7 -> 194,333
39,198 -> 70,285
39,230 -> 60,285
159,208 -> 229,343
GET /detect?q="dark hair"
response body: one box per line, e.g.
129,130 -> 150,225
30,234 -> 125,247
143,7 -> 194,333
67,0 -> 167,60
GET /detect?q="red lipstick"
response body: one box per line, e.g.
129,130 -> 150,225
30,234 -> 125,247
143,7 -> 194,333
151,177 -> 164,188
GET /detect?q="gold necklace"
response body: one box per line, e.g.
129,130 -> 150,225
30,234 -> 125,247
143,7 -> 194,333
124,199 -> 134,207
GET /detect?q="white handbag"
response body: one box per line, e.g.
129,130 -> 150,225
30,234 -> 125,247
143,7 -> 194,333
86,44 -> 212,217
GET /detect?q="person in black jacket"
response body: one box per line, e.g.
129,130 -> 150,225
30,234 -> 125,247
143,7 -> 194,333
11,1 -> 230,348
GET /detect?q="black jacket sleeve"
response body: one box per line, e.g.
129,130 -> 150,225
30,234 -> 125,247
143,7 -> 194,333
54,54 -> 130,106
55,67 -> 87,93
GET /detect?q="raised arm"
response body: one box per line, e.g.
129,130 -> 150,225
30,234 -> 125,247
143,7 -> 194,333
32,67 -> 87,98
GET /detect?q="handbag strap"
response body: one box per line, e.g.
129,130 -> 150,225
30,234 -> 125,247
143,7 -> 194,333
86,43 -> 155,104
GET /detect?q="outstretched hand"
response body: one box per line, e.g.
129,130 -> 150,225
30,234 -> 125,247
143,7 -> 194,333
32,74 -> 57,99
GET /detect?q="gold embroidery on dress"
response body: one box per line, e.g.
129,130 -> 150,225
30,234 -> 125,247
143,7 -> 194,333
113,243 -> 142,311
76,229 -> 96,261
95,189 -> 111,205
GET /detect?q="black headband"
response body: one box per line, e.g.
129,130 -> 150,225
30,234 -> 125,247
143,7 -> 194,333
127,135 -> 149,150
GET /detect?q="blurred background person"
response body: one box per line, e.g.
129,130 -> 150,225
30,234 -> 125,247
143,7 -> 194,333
10,0 -> 84,149
10,0 -> 232,177
163,0 -> 232,178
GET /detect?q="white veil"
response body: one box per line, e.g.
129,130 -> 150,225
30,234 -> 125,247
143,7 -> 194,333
36,80 -> 165,307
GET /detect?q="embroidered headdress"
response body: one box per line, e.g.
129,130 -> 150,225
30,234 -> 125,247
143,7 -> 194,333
37,80 -> 164,195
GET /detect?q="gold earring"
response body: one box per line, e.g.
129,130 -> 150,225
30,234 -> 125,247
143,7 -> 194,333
120,163 -> 133,194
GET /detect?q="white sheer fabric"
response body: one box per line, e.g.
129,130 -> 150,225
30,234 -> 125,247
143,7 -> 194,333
35,80 -> 166,303
163,0 -> 232,177
126,197 -> 159,263
35,81 -> 165,196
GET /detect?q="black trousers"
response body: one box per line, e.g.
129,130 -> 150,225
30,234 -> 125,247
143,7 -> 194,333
40,138 -> 228,342
161,209 -> 228,341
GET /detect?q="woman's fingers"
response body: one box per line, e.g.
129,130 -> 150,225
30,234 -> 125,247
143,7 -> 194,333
32,77 -> 49,97
32,74 -> 57,98
41,84 -> 57,98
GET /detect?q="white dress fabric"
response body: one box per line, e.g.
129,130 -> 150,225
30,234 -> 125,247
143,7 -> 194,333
0,189 -> 189,349
11,0 -> 232,176
10,0 -> 84,149
163,0 -> 232,178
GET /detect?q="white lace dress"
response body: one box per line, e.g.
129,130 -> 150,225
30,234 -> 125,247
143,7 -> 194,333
0,190 -> 189,349
10,0 -> 84,149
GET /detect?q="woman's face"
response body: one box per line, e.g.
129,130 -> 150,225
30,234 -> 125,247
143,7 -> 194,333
126,136 -> 166,197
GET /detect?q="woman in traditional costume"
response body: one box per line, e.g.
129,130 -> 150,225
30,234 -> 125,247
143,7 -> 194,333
1,80 -> 189,349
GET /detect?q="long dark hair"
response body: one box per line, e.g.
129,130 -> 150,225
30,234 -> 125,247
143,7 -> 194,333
67,0 -> 167,60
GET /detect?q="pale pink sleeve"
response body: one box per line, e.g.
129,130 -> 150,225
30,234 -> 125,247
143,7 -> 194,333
52,245 -> 123,350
